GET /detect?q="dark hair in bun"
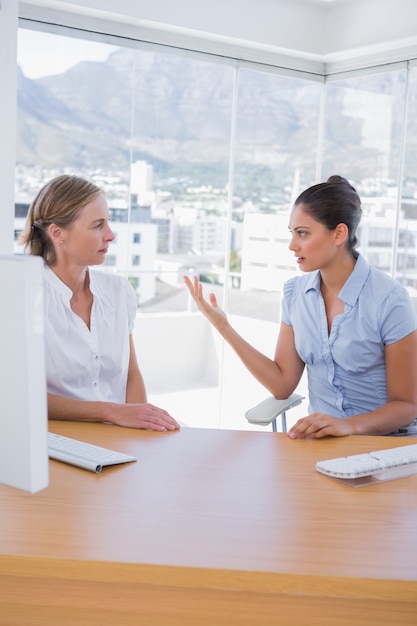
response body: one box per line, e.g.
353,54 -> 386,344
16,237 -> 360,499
294,175 -> 362,250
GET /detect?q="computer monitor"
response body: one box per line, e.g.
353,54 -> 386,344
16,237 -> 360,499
0,254 -> 48,493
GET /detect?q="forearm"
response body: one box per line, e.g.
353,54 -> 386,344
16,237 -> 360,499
221,324 -> 295,398
348,400 -> 417,435
48,392 -> 179,431
126,373 -> 147,403
184,276 -> 302,397
126,335 -> 148,403
48,393 -> 116,423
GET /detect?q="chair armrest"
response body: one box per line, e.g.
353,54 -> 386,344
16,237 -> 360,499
245,393 -> 304,427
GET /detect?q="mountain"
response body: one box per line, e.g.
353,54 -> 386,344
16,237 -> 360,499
16,46 -> 386,191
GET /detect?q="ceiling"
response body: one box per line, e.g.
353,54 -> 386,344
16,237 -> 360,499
19,0 -> 417,75
289,0 -> 360,5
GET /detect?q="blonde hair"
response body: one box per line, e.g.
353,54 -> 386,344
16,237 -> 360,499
20,175 -> 102,266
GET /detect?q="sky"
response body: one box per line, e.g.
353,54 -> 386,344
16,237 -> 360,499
17,28 -> 116,79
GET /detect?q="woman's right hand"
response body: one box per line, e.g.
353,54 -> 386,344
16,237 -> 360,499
183,275 -> 229,333
110,402 -> 181,431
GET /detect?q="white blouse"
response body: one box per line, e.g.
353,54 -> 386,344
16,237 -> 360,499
43,265 -> 137,403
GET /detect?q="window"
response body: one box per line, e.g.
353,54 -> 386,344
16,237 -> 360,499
399,64 -> 417,293
15,24 -> 417,429
323,68 -> 407,282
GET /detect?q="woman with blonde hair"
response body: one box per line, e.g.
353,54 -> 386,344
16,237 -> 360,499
21,174 -> 180,432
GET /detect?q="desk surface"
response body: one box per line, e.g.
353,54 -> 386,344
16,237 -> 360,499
1,423 -> 417,625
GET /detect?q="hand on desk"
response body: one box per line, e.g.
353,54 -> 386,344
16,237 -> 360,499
111,403 -> 181,432
288,413 -> 354,439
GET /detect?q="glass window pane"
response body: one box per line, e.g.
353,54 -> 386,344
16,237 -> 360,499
16,26 -> 236,429
16,24 -> 413,430
398,66 -> 417,295
15,28 -> 133,258
128,50 -> 235,318
219,68 -> 322,429
126,50 -> 236,427
234,68 -> 323,305
323,69 -> 407,279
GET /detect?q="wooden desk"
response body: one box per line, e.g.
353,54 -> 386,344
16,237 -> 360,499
0,423 -> 416,625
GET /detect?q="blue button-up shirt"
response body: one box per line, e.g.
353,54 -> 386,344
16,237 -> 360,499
281,254 -> 417,418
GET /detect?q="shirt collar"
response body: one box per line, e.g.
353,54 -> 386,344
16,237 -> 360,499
43,264 -> 98,301
303,269 -> 321,293
43,263 -> 73,302
301,252 -> 370,307
339,253 -> 370,306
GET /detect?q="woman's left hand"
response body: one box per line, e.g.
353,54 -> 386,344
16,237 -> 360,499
287,413 -> 355,439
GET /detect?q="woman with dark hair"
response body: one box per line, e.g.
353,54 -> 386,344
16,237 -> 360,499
184,175 -> 417,438
20,174 -> 180,432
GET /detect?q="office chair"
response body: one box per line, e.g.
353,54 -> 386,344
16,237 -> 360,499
245,393 -> 304,432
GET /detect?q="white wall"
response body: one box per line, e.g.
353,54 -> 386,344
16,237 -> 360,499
0,1 -> 18,254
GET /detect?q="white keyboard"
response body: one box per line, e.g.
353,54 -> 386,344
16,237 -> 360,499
48,432 -> 137,473
316,443 -> 417,480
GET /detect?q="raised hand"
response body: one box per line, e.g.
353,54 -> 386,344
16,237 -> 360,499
183,275 -> 229,333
